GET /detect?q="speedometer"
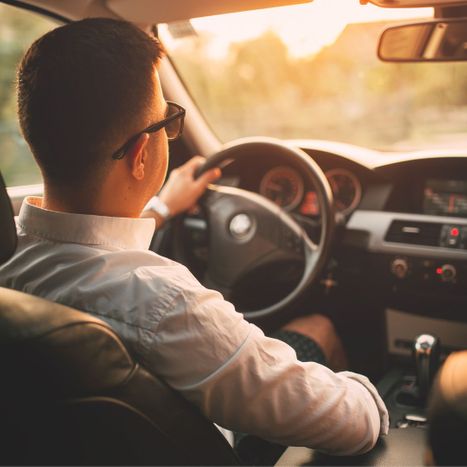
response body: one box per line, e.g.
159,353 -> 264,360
325,168 -> 362,215
259,166 -> 304,211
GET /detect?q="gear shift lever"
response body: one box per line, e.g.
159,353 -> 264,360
414,334 -> 441,402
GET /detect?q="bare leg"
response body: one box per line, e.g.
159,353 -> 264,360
282,314 -> 348,371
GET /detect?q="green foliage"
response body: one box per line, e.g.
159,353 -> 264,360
171,22 -> 467,150
0,5 -> 54,186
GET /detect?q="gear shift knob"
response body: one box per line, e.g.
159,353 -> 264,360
414,334 -> 441,402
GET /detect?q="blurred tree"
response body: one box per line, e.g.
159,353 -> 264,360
0,4 -> 54,186
171,20 -> 467,150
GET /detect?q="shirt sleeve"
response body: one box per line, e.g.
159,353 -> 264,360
142,277 -> 388,455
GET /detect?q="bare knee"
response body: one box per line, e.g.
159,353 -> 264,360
282,314 -> 347,370
283,313 -> 335,340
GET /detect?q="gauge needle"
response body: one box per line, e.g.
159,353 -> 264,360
330,180 -> 340,195
268,182 -> 284,192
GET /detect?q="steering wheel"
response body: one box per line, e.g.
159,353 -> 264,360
176,137 -> 335,320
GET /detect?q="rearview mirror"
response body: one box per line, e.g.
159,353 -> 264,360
378,19 -> 467,62
365,0 -> 467,7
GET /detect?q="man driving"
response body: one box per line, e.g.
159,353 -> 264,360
0,18 -> 388,456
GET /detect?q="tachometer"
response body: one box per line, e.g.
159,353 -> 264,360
259,166 -> 304,211
325,168 -> 362,215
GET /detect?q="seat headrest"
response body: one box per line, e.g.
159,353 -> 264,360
428,350 -> 467,466
0,173 -> 17,264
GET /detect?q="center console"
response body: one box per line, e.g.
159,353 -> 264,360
379,334 -> 440,431
276,428 -> 426,466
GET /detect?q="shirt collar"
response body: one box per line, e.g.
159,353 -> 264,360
18,197 -> 156,251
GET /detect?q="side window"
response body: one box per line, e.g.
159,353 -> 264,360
0,5 -> 56,187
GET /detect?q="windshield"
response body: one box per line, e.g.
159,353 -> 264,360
159,1 -> 467,152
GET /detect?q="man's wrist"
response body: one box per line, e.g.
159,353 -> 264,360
145,196 -> 171,221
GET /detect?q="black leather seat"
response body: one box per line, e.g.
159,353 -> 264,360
0,173 -> 239,466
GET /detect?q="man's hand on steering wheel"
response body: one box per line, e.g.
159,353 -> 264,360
159,156 -> 221,217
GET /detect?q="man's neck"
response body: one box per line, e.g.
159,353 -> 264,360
42,190 -> 142,218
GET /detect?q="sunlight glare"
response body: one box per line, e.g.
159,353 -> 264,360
185,0 -> 433,57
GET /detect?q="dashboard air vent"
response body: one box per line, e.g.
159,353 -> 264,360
385,220 -> 442,246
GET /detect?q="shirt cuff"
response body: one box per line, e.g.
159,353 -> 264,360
339,371 -> 390,437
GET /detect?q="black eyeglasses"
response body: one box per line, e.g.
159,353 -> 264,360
112,101 -> 186,160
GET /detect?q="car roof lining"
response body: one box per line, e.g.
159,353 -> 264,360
0,0 -> 72,22
1,0 -> 116,22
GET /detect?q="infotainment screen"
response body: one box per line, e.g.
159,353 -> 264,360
423,179 -> 467,217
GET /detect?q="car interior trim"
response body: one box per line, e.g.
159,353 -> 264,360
0,0 -> 71,23
158,59 -> 221,157
105,0 -> 311,24
0,0 -> 119,22
386,308 -> 467,357
347,210 -> 467,259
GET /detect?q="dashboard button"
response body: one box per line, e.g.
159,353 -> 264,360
391,258 -> 409,279
437,264 -> 457,283
440,225 -> 463,248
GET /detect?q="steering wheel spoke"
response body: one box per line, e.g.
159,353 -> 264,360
303,232 -> 318,256
202,185 -> 283,288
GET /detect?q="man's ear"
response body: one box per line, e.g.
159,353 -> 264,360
127,133 -> 150,181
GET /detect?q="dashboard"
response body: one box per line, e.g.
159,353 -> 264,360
220,148 -> 372,222
220,142 -> 467,227
214,141 -> 467,323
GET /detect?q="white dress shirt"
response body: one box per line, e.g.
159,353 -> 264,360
0,197 -> 389,455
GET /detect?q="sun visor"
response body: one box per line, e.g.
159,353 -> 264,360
363,0 -> 467,7
105,0 -> 312,23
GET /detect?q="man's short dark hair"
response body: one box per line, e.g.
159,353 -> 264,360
17,18 -> 164,189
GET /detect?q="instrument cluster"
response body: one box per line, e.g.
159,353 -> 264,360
259,165 -> 362,217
